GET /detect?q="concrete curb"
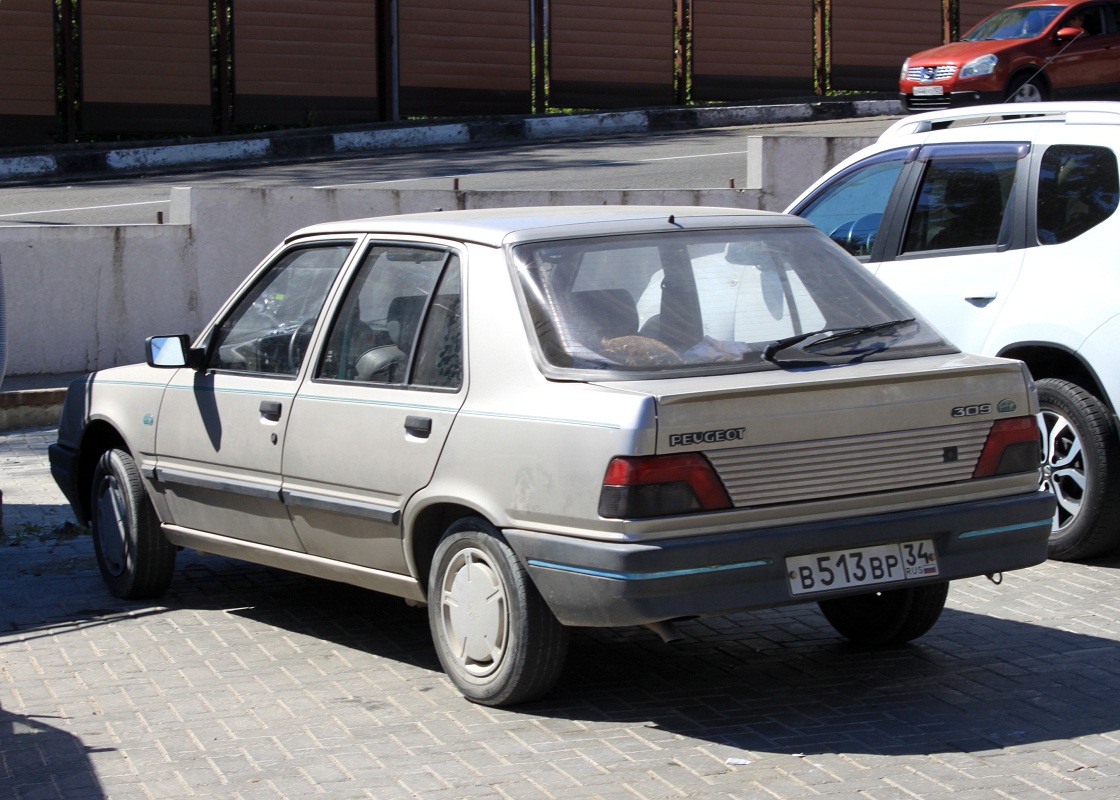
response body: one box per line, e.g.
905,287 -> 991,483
0,373 -> 85,432
0,98 -> 903,185
0,387 -> 66,431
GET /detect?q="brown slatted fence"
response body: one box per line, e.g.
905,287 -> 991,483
959,0 -> 1015,33
0,1 -> 1006,148
549,0 -> 675,109
692,0 -> 814,103
831,0 -> 946,91
80,0 -> 212,135
232,0 -> 382,127
0,1 -> 58,145
398,0 -> 531,117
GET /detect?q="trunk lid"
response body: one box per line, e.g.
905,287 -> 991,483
597,353 -> 1035,510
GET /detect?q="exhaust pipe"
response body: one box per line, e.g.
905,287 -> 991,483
644,620 -> 686,643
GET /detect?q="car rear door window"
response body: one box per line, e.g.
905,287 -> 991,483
317,244 -> 461,389
902,157 -> 1017,253
1037,144 -> 1119,244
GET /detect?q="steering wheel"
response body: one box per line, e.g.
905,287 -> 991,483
287,319 -> 317,371
828,213 -> 882,257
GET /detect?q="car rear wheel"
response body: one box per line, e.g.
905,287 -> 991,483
818,582 -> 949,645
1038,378 -> 1120,560
90,448 -> 177,599
1005,74 -> 1047,103
428,517 -> 569,706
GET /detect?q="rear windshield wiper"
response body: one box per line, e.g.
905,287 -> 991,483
763,318 -> 917,364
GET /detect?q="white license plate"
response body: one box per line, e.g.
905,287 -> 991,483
786,540 -> 939,596
912,85 -> 944,96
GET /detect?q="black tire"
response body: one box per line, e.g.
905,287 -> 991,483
90,448 -> 177,599
1004,74 -> 1048,103
1038,378 -> 1120,560
818,582 -> 949,645
428,517 -> 569,706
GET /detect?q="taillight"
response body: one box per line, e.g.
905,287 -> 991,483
972,416 -> 1042,478
598,454 -> 732,519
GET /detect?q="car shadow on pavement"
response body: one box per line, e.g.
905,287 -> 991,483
539,605 -> 1107,758
0,704 -> 106,799
166,554 -> 1120,759
6,537 -> 1120,766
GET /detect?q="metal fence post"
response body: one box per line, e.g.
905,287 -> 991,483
813,0 -> 830,95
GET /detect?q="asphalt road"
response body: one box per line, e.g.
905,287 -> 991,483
0,117 -> 898,227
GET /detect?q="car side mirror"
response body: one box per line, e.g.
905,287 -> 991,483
1055,26 -> 1084,40
146,334 -> 204,370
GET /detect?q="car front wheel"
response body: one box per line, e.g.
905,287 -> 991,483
818,582 -> 949,645
1038,378 -> 1120,560
428,517 -> 569,706
1005,74 -> 1047,103
90,448 -> 177,599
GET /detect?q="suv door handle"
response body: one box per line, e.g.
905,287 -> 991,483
260,400 -> 283,421
965,291 -> 997,306
405,416 -> 432,438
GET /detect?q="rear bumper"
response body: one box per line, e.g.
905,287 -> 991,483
504,491 -> 1054,627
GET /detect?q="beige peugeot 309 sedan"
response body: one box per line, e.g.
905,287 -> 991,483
50,206 -> 1054,706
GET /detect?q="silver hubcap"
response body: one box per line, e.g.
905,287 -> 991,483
95,475 -> 128,576
1040,409 -> 1086,532
439,547 -> 508,677
1010,83 -> 1042,102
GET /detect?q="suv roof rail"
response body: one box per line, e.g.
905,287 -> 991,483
879,102 -> 1120,141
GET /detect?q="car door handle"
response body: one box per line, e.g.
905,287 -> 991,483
259,400 -> 283,421
405,415 -> 432,438
965,290 -> 997,306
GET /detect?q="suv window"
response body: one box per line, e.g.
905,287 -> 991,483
902,158 -> 1015,253
1037,144 -> 1119,245
317,245 -> 462,389
795,149 -> 910,257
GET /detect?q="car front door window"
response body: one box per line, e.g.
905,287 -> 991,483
795,149 -> 911,258
210,244 -> 352,375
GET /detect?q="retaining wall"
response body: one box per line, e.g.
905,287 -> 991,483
0,133 -> 876,377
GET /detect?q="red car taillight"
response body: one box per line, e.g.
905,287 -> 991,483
598,453 -> 733,519
972,416 -> 1042,478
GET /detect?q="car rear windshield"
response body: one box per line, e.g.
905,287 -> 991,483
962,6 -> 1062,40
511,225 -> 955,377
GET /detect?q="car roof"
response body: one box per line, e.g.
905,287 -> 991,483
877,101 -> 1120,142
285,205 -> 806,248
1003,0 -> 1072,8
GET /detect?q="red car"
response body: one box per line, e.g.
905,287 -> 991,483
900,1 -> 1120,111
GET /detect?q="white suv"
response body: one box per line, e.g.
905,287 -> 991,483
788,102 -> 1120,561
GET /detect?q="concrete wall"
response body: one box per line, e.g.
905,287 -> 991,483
0,134 -> 876,377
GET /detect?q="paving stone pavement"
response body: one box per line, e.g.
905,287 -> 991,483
3,426 -> 1120,799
